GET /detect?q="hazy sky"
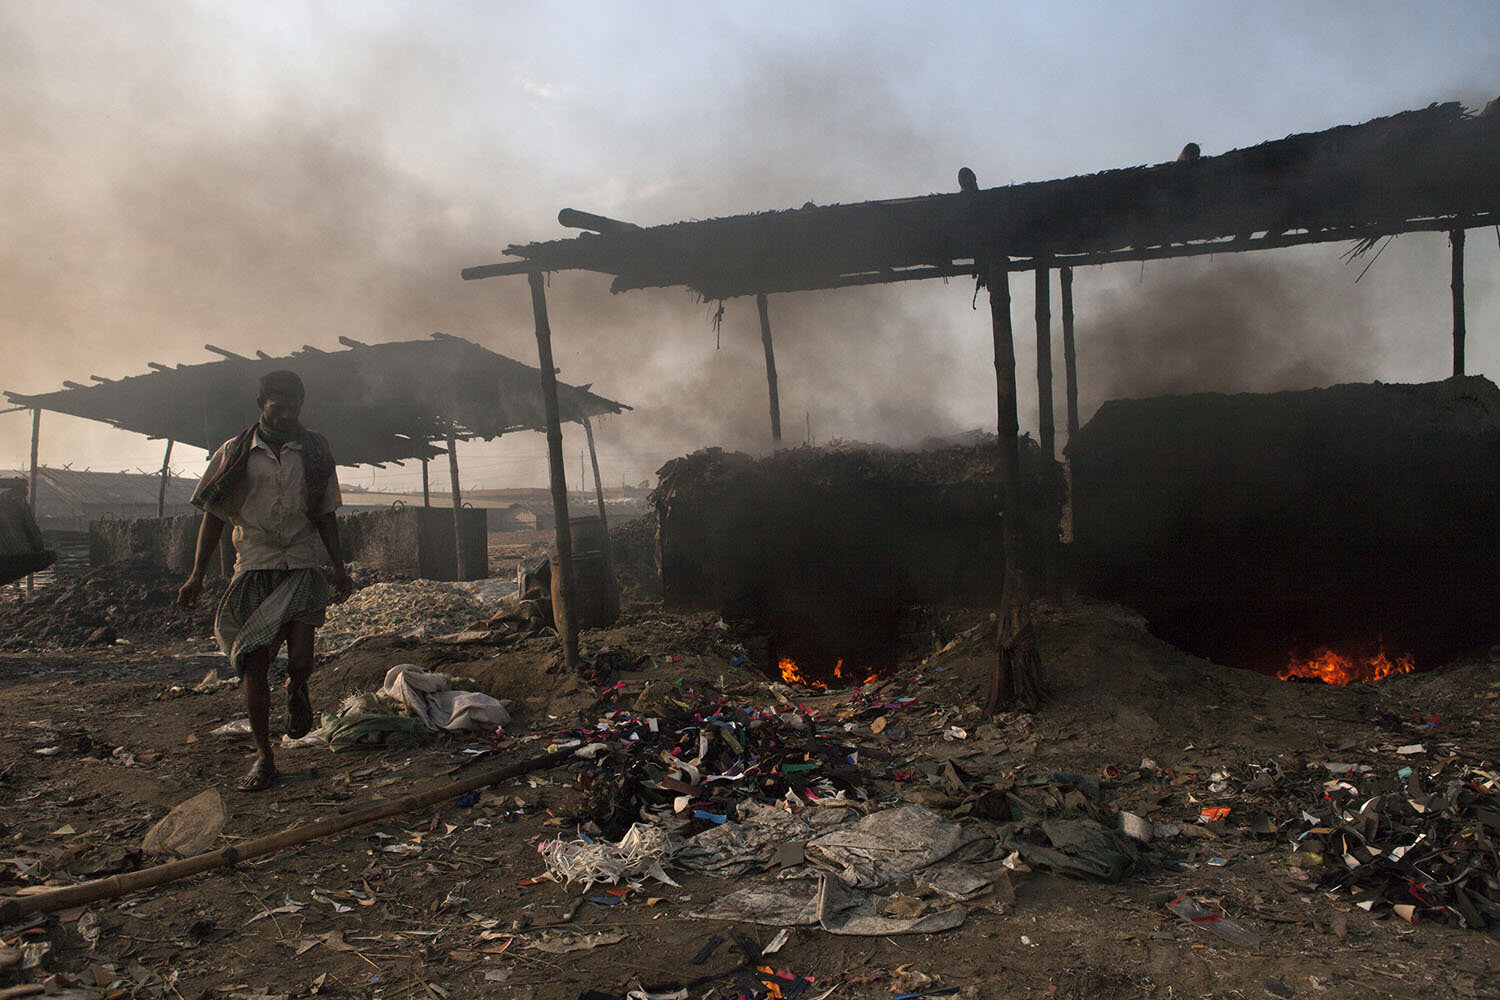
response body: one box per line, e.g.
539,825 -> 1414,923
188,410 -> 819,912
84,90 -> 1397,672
3,1 -> 1497,491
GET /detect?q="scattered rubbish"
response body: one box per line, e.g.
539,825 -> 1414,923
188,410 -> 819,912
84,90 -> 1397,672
210,719 -> 254,739
380,664 -> 510,732
761,928 -> 790,955
539,823 -> 681,889
325,713 -> 432,752
141,788 -> 226,858
691,935 -> 725,965
693,874 -> 966,936
1166,894 -> 1261,947
523,929 -> 627,954
804,804 -> 980,889
995,818 -> 1137,882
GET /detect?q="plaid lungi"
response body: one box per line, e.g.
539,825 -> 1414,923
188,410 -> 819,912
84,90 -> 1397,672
214,568 -> 331,676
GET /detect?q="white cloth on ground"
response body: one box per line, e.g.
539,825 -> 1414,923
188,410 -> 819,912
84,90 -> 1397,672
381,664 -> 510,731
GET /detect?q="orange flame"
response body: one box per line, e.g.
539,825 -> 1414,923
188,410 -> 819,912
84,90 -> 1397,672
782,657 -> 881,688
780,657 -> 828,690
1278,643 -> 1416,686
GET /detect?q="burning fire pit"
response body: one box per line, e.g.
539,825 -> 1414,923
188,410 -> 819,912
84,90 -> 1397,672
1068,376 -> 1500,675
652,442 -> 1065,685
1278,643 -> 1417,686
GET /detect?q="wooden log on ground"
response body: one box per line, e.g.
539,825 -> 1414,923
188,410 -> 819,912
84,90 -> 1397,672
0,747 -> 574,923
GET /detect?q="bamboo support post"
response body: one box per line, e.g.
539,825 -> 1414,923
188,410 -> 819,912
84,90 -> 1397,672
1035,259 -> 1055,461
26,409 -> 39,597
1061,266 -> 1079,441
756,293 -> 783,449
582,417 -> 608,530
0,747 -> 574,923
528,271 -> 580,669
421,456 -> 431,508
202,396 -> 234,579
156,439 -> 174,518
445,427 -> 467,581
987,261 -> 1042,713
1452,226 -> 1466,376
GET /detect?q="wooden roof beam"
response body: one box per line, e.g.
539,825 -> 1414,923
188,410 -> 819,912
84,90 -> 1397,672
558,208 -> 642,236
204,344 -> 249,361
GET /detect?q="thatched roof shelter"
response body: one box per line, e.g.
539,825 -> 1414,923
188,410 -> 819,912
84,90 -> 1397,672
467,101 -> 1500,300
5,333 -> 629,467
460,96 -> 1500,694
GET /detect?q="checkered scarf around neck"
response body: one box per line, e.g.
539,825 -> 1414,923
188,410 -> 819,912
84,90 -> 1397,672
192,422 -> 335,519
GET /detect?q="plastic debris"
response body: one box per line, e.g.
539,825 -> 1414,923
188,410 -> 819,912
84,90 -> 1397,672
539,822 -> 681,889
141,788 -> 226,858
1165,894 -> 1261,947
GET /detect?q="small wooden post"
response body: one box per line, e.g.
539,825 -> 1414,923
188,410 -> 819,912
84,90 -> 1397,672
157,439 -> 174,518
756,293 -> 783,450
1034,258 -> 1055,461
528,271 -> 580,670
1060,266 -> 1079,441
1452,226 -> 1466,377
988,261 -> 1042,713
203,395 -> 233,579
421,457 -> 431,508
582,417 -> 608,530
445,427 -> 467,582
27,408 -> 39,597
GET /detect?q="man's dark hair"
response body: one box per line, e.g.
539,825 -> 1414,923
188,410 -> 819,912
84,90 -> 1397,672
258,370 -> 305,403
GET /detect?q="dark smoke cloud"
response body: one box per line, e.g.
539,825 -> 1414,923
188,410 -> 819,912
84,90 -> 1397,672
2,4 -> 1495,490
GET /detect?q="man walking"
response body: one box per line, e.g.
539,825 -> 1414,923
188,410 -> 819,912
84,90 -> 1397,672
178,371 -> 352,791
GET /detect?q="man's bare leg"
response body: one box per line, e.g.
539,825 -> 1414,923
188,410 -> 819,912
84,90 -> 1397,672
240,647 -> 278,790
285,620 -> 316,739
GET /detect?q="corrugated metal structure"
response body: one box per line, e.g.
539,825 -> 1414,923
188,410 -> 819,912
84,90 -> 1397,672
0,468 -> 197,532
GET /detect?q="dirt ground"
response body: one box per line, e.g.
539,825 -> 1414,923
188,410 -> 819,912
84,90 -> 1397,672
2,577 -> 1498,1000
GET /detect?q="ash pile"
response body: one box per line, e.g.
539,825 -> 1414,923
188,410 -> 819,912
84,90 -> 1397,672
0,558 -> 221,651
650,439 -> 1064,679
1068,376 -> 1500,672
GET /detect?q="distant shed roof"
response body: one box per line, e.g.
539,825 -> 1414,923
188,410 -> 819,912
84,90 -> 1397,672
466,101 -> 1500,299
0,467 -> 197,513
5,334 -> 629,467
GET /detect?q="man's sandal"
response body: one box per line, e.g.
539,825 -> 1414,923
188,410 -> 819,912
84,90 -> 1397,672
286,682 -> 314,739
238,759 -> 278,792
